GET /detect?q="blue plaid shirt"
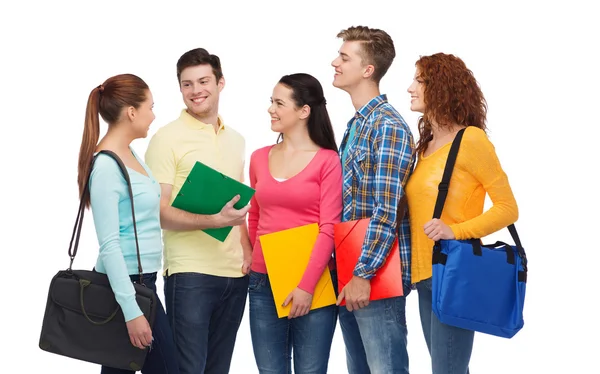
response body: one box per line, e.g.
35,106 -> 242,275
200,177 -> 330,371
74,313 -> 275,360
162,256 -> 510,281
339,94 -> 415,286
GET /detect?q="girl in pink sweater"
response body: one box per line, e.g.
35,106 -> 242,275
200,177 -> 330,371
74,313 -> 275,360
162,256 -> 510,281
246,73 -> 342,374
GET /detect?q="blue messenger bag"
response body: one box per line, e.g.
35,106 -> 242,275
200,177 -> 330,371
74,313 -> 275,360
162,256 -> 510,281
431,128 -> 528,339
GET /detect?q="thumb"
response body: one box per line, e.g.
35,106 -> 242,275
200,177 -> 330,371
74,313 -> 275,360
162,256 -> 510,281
336,288 -> 345,306
282,292 -> 293,307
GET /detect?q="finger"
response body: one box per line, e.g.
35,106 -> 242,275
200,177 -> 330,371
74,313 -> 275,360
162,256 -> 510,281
238,204 -> 251,215
129,334 -> 137,348
423,219 -> 435,230
424,224 -> 435,236
227,195 -> 241,208
336,288 -> 345,306
144,330 -> 153,346
282,293 -> 293,307
302,305 -> 310,316
288,304 -> 298,319
133,336 -> 143,349
348,300 -> 358,312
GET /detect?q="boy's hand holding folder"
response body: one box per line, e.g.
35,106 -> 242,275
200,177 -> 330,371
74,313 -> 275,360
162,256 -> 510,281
334,218 -> 403,310
171,161 -> 255,242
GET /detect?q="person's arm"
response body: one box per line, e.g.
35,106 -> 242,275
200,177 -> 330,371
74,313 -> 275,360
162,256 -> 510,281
239,159 -> 253,274
157,184 -> 246,231
354,119 -> 414,280
247,153 -> 260,248
145,131 -> 248,231
298,154 -> 343,294
449,128 -> 518,238
89,156 -> 142,322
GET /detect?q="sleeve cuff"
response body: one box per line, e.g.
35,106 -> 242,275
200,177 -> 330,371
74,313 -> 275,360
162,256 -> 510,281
122,299 -> 143,322
353,263 -> 375,280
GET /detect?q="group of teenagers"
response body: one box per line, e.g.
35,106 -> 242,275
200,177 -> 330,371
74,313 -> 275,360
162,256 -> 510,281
77,25 -> 519,374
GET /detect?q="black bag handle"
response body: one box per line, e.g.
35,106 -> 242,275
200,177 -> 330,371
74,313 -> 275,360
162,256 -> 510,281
431,128 -> 527,271
67,150 -> 145,285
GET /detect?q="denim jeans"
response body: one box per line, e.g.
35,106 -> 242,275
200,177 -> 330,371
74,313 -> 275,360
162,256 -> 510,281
338,283 -> 411,374
417,277 -> 474,374
101,272 -> 179,374
248,271 -> 337,374
164,272 -> 248,374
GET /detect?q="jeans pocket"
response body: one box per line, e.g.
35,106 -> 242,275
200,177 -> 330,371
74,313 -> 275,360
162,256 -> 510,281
248,271 -> 264,292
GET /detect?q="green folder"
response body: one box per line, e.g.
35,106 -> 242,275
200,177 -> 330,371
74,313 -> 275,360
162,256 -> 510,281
171,161 -> 255,242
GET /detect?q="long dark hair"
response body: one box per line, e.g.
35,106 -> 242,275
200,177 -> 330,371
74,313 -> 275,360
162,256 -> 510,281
77,73 -> 150,208
277,73 -> 338,152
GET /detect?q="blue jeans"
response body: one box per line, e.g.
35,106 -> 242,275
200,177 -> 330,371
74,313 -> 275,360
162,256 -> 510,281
338,284 -> 411,374
417,277 -> 474,374
101,272 -> 179,374
164,272 -> 249,374
248,271 -> 337,374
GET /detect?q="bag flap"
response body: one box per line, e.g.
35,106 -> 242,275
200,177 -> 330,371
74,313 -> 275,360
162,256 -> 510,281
49,270 -> 155,321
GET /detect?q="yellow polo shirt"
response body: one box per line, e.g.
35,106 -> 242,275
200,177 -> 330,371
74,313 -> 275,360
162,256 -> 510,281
145,109 -> 246,278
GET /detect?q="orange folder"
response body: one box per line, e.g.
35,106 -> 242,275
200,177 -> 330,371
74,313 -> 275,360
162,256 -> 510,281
259,223 -> 337,318
334,219 -> 403,306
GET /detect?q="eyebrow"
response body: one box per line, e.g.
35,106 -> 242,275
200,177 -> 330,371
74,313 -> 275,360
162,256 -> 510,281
271,97 -> 285,104
339,52 -> 350,58
181,76 -> 212,83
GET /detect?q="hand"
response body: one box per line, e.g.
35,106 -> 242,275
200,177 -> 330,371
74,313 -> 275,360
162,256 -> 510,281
242,249 -> 252,275
216,195 -> 251,227
424,218 -> 455,241
336,276 -> 371,312
126,315 -> 152,349
283,287 -> 313,319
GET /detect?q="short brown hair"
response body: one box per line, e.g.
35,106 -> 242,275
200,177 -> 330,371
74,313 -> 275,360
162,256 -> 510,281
176,48 -> 223,83
337,26 -> 396,84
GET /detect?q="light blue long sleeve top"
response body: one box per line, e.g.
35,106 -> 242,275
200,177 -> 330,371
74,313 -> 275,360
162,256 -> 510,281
89,150 -> 163,322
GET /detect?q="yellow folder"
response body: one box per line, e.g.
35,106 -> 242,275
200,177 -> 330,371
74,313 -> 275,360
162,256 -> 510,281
259,223 -> 337,318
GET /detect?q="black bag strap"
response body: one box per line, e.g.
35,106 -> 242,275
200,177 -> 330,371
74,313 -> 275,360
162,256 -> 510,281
431,128 -> 527,271
67,150 -> 145,284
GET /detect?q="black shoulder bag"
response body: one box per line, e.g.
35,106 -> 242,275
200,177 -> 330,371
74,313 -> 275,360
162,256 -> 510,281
39,150 -> 157,371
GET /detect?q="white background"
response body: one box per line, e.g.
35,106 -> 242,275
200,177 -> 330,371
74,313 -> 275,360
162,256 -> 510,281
1,0 -> 598,373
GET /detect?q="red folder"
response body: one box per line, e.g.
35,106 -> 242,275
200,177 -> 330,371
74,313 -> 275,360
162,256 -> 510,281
334,219 -> 403,306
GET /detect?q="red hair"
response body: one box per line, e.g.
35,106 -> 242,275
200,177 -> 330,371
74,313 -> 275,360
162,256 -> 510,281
415,53 -> 487,155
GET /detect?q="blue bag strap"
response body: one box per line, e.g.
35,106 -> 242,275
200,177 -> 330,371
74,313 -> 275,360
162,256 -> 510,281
431,128 -> 527,274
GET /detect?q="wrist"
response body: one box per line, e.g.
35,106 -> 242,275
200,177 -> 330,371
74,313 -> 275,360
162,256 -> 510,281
208,213 -> 223,229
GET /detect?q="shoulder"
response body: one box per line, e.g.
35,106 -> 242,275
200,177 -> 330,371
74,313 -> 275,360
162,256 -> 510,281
223,123 -> 245,143
90,154 -> 126,186
250,145 -> 273,164
147,119 -> 182,148
315,149 -> 342,174
461,126 -> 493,148
371,103 -> 411,133
319,149 -> 342,164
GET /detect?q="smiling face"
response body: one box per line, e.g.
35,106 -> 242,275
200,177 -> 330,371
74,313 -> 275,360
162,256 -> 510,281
331,40 -> 371,92
179,64 -> 224,121
407,67 -> 426,113
267,83 -> 308,134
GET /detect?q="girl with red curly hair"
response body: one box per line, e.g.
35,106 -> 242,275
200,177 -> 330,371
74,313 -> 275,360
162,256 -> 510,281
405,53 -> 519,373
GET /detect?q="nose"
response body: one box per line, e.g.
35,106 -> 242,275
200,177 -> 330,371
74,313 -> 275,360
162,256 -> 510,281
192,82 -> 202,94
407,82 -> 414,94
267,103 -> 275,114
331,57 -> 339,68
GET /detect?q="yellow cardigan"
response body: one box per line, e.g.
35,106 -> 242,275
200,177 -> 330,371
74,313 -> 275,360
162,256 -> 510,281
406,126 -> 518,284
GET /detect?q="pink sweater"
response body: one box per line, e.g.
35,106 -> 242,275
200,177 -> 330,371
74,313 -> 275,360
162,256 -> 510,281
248,145 -> 343,294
